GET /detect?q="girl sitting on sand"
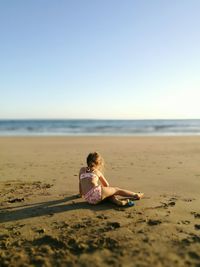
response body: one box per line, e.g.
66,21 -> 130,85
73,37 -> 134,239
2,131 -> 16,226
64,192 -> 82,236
79,152 -> 144,206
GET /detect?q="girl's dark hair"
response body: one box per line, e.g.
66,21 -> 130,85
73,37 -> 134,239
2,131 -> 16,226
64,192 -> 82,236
86,152 -> 104,171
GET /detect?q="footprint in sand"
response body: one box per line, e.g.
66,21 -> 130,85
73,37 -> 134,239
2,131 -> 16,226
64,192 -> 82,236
188,251 -> 200,260
98,222 -> 121,233
36,228 -> 46,234
72,222 -> 87,229
7,198 -> 25,203
182,198 -> 195,202
181,233 -> 200,246
178,220 -> 190,225
147,219 -> 162,226
96,214 -> 108,219
33,235 -> 66,249
95,237 -> 119,250
191,212 -> 200,219
68,237 -> 88,253
106,222 -> 121,230
155,195 -> 178,210
168,201 -> 176,207
194,224 -> 200,230
157,200 -> 176,209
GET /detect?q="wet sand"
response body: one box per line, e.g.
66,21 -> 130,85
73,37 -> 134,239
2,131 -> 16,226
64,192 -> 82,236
0,136 -> 200,267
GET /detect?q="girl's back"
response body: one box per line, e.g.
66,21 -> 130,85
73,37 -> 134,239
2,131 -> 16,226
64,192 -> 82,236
79,167 -> 99,195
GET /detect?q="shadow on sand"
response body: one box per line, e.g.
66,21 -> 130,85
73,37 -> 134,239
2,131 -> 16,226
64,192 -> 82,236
0,195 -> 115,224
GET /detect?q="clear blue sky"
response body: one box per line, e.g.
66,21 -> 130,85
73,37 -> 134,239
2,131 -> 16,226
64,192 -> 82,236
0,0 -> 200,119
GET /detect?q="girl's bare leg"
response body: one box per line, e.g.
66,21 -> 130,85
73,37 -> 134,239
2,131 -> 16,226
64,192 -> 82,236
101,186 -> 144,201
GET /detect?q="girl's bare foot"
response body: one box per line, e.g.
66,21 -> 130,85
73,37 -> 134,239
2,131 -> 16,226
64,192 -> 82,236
132,192 -> 144,200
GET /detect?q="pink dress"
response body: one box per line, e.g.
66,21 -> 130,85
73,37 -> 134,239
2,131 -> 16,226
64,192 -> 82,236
80,172 -> 102,204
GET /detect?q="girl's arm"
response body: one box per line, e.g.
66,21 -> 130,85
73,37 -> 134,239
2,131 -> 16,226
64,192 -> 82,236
98,171 -> 109,187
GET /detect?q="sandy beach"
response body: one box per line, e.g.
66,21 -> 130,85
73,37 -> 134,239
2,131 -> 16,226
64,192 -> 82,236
0,136 -> 200,267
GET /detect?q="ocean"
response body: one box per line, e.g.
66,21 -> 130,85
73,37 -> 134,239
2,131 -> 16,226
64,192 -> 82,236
0,119 -> 200,136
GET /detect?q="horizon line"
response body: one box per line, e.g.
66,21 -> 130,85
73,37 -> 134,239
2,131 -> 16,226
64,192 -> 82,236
0,118 -> 200,121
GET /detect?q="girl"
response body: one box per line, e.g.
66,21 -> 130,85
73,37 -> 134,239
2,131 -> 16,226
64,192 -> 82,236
79,152 -> 144,206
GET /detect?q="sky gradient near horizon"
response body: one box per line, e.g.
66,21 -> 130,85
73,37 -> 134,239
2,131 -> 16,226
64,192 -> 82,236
0,0 -> 200,119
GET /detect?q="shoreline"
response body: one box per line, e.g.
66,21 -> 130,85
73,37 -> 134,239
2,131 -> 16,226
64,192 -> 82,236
0,134 -> 200,137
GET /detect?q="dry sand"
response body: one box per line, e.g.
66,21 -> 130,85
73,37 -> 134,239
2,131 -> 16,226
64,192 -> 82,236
0,136 -> 200,267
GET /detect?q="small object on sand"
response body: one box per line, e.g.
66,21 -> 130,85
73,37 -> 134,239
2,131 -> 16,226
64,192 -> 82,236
128,200 -> 135,207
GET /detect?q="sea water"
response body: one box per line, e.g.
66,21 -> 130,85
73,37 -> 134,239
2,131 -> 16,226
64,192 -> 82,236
0,119 -> 200,136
